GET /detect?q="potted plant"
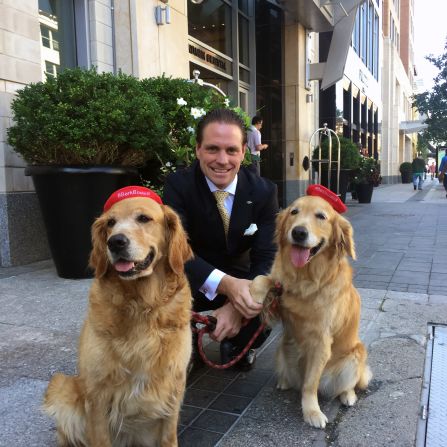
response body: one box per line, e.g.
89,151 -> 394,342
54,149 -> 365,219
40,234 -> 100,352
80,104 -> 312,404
7,68 -> 164,278
312,136 -> 362,203
399,162 -> 413,183
352,157 -> 382,203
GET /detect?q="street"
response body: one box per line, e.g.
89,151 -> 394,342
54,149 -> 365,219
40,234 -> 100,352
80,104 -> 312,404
1,179 -> 447,447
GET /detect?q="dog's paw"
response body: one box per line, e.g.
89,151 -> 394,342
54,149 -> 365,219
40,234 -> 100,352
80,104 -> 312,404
276,377 -> 291,390
249,275 -> 273,305
339,389 -> 357,406
303,409 -> 328,429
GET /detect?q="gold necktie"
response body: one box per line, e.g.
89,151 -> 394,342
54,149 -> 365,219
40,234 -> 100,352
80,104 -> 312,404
213,190 -> 230,236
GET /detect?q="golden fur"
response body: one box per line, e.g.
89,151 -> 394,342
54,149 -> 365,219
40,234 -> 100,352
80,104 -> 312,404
43,197 -> 193,446
250,195 -> 371,428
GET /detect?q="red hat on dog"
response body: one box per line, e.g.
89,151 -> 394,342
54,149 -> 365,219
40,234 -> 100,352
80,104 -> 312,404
306,184 -> 347,214
104,186 -> 163,212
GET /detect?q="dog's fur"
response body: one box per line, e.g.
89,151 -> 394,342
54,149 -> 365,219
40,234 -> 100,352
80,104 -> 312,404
250,195 -> 371,428
43,197 -> 193,446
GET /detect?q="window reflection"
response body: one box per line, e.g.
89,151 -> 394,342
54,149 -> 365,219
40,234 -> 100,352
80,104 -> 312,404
38,0 -> 76,79
188,0 -> 232,56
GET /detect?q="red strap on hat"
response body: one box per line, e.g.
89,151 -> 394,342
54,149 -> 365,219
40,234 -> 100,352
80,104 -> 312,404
103,186 -> 163,212
306,184 -> 347,214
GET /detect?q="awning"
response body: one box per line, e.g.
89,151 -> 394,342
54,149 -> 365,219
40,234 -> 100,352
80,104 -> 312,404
399,120 -> 428,134
283,0 -> 364,90
282,0 -> 363,32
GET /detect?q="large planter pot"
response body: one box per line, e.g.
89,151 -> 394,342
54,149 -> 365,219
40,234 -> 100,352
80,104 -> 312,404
25,165 -> 139,279
319,168 -> 351,203
400,172 -> 412,183
356,183 -> 374,203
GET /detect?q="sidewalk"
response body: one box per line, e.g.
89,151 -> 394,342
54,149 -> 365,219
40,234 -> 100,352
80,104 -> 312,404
1,180 -> 447,446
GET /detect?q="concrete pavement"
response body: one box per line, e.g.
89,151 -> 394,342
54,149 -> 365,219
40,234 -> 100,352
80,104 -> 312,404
1,178 -> 447,446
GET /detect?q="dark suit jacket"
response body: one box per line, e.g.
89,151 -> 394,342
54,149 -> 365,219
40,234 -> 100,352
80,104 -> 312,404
163,161 -> 279,297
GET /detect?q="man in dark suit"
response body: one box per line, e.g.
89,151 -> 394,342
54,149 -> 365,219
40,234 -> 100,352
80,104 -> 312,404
164,108 -> 279,370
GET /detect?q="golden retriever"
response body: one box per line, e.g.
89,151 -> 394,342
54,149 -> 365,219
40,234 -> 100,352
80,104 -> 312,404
250,195 -> 371,429
43,197 -> 193,446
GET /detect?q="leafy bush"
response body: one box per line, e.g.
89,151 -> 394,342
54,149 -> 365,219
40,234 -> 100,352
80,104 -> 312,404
352,157 -> 382,186
312,136 -> 362,170
141,76 -> 229,166
7,68 -> 164,165
139,76 -> 251,191
399,162 -> 413,174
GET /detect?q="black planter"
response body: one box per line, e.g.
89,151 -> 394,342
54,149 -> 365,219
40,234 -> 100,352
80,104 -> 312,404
319,169 -> 351,203
356,183 -> 374,203
400,172 -> 412,183
25,165 -> 139,279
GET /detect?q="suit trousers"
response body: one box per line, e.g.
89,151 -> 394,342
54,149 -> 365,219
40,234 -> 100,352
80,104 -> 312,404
193,292 -> 271,349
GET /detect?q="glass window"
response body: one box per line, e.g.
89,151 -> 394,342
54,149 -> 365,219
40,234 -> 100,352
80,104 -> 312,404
238,0 -> 249,15
373,11 -> 379,79
188,0 -> 232,56
239,67 -> 250,83
238,15 -> 249,66
367,1 -> 373,71
352,7 -> 360,55
360,2 -> 367,64
39,0 -> 77,78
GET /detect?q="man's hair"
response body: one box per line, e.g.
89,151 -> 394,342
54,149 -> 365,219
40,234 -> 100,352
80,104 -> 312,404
196,108 -> 247,145
252,115 -> 263,126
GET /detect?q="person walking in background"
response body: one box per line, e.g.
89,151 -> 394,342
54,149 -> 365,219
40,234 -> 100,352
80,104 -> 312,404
247,115 -> 268,175
429,161 -> 436,180
411,156 -> 425,191
438,149 -> 447,198
164,108 -> 278,371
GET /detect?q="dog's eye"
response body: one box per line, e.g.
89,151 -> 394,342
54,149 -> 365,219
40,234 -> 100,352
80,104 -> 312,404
291,208 -> 299,215
315,213 -> 327,220
107,218 -> 116,228
137,214 -> 151,223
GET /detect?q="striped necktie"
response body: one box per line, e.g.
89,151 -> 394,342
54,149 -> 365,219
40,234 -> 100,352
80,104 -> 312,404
213,191 -> 230,236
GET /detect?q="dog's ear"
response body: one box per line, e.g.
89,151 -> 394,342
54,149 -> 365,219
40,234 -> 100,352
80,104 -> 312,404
163,205 -> 193,276
274,208 -> 289,246
334,214 -> 356,259
89,216 -> 109,278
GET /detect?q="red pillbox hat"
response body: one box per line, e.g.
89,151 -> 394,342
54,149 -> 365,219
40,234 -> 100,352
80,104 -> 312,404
103,186 -> 163,212
306,184 -> 347,214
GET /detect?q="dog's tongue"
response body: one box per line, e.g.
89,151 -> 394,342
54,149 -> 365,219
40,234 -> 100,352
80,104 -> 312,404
114,260 -> 135,272
290,246 -> 310,268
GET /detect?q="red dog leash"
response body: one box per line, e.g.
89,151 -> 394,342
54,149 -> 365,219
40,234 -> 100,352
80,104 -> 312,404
191,282 -> 283,369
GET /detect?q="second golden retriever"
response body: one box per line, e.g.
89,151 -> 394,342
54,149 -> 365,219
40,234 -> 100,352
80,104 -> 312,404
251,194 -> 371,428
43,193 -> 193,446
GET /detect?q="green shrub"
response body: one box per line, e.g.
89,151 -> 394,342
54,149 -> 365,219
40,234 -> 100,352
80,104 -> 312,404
352,157 -> 382,186
139,75 -> 251,191
312,136 -> 362,170
399,162 -> 413,174
7,68 -> 164,165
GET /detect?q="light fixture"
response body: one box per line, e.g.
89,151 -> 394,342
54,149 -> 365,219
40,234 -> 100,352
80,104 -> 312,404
155,2 -> 171,25
191,0 -> 204,4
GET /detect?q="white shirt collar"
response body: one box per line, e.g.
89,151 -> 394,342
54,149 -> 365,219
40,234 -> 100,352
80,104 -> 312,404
205,175 -> 238,195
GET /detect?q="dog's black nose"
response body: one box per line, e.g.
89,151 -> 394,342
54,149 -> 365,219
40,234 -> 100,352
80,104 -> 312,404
291,226 -> 308,243
107,234 -> 130,253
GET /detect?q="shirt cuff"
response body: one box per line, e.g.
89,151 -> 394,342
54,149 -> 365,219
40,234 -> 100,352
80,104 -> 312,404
199,269 -> 226,301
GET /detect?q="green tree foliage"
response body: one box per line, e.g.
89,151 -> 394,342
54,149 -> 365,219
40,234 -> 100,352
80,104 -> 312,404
413,39 -> 447,145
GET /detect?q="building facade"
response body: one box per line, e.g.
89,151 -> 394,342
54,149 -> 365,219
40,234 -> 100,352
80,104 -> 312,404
381,0 -> 418,183
1,0 -> 368,267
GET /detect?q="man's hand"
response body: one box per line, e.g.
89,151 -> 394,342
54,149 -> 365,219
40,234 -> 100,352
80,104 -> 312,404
210,302 -> 243,342
217,275 -> 263,319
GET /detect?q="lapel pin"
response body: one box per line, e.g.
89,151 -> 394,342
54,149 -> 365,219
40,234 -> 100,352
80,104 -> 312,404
246,201 -> 252,204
